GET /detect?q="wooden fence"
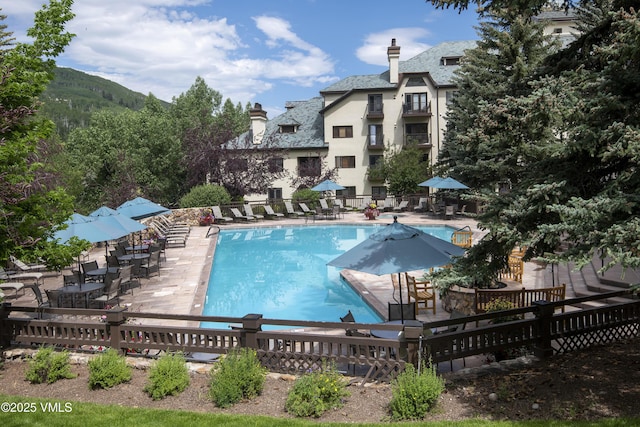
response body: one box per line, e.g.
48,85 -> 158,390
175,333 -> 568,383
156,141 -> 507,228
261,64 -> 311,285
2,290 -> 639,383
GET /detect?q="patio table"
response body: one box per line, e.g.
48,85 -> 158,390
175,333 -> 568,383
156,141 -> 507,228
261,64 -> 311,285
57,282 -> 104,308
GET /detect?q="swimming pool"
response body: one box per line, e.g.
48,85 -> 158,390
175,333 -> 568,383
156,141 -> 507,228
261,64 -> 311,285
202,224 -> 455,328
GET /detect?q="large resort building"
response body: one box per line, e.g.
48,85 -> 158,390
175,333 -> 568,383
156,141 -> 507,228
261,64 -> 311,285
243,13 -> 576,202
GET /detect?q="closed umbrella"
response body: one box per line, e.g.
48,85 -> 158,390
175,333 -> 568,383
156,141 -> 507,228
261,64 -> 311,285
327,216 -> 466,322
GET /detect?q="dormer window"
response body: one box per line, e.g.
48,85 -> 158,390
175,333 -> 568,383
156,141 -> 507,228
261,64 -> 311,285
279,124 -> 297,133
440,56 -> 461,66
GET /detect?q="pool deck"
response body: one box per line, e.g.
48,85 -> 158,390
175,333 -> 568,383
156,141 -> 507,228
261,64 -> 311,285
11,210 -> 550,326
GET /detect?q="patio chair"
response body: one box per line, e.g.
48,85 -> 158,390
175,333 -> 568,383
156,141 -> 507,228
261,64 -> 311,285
230,207 -> 255,221
340,310 -> 374,374
81,261 -> 99,282
284,201 -> 304,217
456,204 -> 467,216
63,272 -> 82,286
387,302 -> 417,321
413,197 -> 428,213
117,264 -> 137,294
445,205 -> 455,220
406,273 -> 436,315
393,200 -> 409,212
25,284 -> 50,318
334,199 -> 353,212
90,277 -> 122,308
263,205 -> 284,219
140,250 -> 161,278
211,206 -> 233,223
45,289 -> 62,308
244,204 -> 264,220
298,202 -> 316,217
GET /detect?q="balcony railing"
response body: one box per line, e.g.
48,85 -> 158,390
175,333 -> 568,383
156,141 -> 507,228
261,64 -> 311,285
366,134 -> 384,150
405,133 -> 432,148
366,102 -> 384,119
402,101 -> 432,117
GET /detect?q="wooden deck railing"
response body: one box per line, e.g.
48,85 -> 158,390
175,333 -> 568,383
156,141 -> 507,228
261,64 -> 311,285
2,290 -> 639,382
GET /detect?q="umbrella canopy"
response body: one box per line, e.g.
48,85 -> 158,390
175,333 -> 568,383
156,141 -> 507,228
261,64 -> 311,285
89,206 -> 147,235
327,216 -> 466,321
311,179 -> 346,192
53,213 -> 129,244
116,197 -> 170,220
420,177 -> 469,190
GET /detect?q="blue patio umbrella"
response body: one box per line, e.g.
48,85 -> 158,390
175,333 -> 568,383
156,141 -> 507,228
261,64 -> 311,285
420,177 -> 469,190
311,179 -> 346,192
328,216 -> 465,322
53,213 -> 128,244
116,197 -> 170,220
419,176 -> 444,187
89,206 -> 147,235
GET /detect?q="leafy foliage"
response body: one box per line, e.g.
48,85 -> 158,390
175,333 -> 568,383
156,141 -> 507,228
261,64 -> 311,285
376,146 -> 431,196
179,184 -> 231,208
284,363 -> 349,418
291,188 -> 320,204
208,348 -> 267,408
143,352 -> 190,400
389,362 -> 444,421
25,347 -> 76,384
87,348 -> 132,389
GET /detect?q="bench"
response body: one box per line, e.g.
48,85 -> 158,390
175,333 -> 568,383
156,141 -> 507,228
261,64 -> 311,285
475,283 -> 566,315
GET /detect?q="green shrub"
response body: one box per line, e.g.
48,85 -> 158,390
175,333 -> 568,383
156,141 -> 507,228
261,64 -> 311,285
25,347 -> 76,384
291,188 -> 320,204
389,362 -> 444,421
209,348 -> 267,408
144,352 -> 190,400
285,363 -> 350,418
88,348 -> 132,389
486,297 -> 520,323
179,184 -> 232,208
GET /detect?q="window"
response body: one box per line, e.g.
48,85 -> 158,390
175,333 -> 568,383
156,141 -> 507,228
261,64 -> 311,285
440,56 -> 461,66
268,188 -> 282,200
268,157 -> 284,173
368,94 -> 383,113
335,156 -> 356,168
553,27 -> 563,34
405,123 -> 429,145
279,125 -> 296,133
445,90 -> 457,105
405,93 -> 428,113
406,77 -> 426,87
333,126 -> 353,138
369,155 -> 383,166
337,186 -> 356,197
371,186 -> 387,198
368,124 -> 383,146
297,156 -> 321,177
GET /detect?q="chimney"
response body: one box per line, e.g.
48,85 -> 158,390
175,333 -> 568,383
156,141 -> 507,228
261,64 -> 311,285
387,38 -> 400,84
249,102 -> 267,144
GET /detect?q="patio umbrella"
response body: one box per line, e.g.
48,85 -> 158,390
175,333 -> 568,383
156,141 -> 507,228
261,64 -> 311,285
419,176 -> 444,187
327,216 -> 466,322
89,206 -> 148,256
53,213 -> 128,244
116,197 -> 170,220
420,176 -> 469,190
311,179 -> 346,192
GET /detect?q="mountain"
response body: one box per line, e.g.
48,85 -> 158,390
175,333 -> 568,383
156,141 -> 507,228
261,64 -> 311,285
39,67 -> 170,139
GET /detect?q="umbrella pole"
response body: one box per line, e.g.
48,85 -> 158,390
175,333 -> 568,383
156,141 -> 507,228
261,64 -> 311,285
398,272 -> 404,323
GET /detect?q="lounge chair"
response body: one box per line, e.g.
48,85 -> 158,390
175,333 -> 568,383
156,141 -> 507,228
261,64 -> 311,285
0,265 -> 44,286
230,207 -> 255,221
263,205 -> 284,219
211,206 -> 233,223
0,282 -> 24,297
334,199 -> 352,212
10,255 -> 46,272
358,197 -> 372,211
284,201 -> 304,217
298,202 -> 316,217
244,204 -> 264,220
381,197 -> 396,211
318,199 -> 335,219
393,200 -> 409,212
413,197 -> 428,213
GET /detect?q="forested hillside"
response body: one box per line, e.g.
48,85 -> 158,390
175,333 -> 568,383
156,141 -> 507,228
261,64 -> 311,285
39,67 -> 169,139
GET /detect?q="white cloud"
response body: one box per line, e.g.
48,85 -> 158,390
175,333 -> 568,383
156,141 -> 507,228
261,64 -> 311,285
356,28 -> 433,66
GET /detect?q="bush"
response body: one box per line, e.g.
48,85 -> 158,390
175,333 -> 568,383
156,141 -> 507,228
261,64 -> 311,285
486,297 -> 520,323
292,188 -> 320,204
179,184 -> 231,208
88,348 -> 132,389
144,352 -> 190,400
25,347 -> 76,384
285,363 -> 350,418
209,348 -> 267,408
389,362 -> 444,421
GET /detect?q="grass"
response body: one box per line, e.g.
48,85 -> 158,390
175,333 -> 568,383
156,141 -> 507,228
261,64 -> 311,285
1,395 -> 639,427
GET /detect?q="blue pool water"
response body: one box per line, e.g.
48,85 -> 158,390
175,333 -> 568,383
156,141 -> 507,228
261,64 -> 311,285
202,224 -> 455,329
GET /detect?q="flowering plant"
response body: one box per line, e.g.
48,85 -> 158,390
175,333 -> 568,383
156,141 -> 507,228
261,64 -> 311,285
364,202 -> 380,219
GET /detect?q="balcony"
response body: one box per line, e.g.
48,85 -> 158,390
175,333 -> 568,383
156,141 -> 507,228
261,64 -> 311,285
402,101 -> 432,118
367,165 -> 385,182
366,134 -> 384,150
404,133 -> 432,149
366,102 -> 384,119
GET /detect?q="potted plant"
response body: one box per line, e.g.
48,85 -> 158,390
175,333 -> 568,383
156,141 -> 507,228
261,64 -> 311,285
198,209 -> 214,226
363,203 -> 380,220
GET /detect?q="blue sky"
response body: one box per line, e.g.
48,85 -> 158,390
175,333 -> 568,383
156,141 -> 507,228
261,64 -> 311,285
3,0 -> 479,117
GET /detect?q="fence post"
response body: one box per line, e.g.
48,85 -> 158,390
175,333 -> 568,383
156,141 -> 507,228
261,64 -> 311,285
241,313 -> 263,349
532,300 -> 554,359
105,307 -> 128,353
0,302 -> 11,349
403,320 -> 423,366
